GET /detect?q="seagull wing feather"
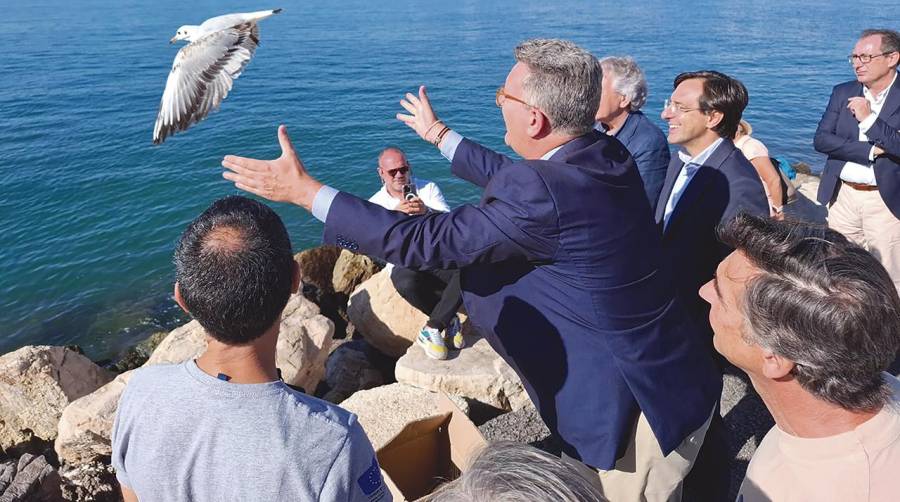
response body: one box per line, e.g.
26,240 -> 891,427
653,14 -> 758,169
152,23 -> 261,145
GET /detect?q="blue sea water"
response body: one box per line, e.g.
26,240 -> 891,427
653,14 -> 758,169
0,0 -> 894,359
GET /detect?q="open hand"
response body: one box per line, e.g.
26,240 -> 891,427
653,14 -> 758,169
847,97 -> 872,122
397,86 -> 442,142
221,125 -> 323,210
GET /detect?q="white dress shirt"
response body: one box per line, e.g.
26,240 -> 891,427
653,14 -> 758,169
663,138 -> 725,229
839,72 -> 897,185
367,177 -> 449,212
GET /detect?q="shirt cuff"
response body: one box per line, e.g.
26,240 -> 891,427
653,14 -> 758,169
859,113 -> 877,133
311,185 -> 339,223
869,145 -> 878,162
439,130 -> 463,161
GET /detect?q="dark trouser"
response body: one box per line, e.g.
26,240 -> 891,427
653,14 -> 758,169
390,266 -> 463,332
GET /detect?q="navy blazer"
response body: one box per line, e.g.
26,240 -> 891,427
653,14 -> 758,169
324,132 -> 721,469
615,111 -> 671,211
655,139 -> 769,332
814,75 -> 900,217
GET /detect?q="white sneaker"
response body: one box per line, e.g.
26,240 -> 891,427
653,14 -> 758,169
417,326 -> 448,360
446,316 -> 464,350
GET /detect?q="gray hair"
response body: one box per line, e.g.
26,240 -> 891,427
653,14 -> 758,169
599,56 -> 648,110
861,28 -> 900,62
719,214 -> 900,412
428,442 -> 605,502
514,39 -> 602,136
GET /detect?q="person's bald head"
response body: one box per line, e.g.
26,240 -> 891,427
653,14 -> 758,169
377,147 -> 412,197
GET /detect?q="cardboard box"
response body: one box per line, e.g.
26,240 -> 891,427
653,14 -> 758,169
376,395 -> 487,501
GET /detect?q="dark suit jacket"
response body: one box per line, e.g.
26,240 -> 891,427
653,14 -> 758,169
615,110 -> 671,212
324,132 -> 721,469
814,75 -> 900,217
655,139 -> 769,331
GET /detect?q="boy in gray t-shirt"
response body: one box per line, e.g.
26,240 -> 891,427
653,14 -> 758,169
112,361 -> 388,502
110,196 -> 389,501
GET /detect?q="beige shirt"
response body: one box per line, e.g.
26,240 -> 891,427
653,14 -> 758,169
738,373 -> 900,502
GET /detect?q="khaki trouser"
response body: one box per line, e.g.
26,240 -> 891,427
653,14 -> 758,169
563,408 -> 714,502
827,185 -> 900,292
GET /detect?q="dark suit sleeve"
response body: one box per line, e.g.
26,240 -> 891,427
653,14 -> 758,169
814,85 -> 873,164
866,117 -> 900,157
721,157 -> 771,226
450,138 -> 517,188
630,138 -> 670,209
323,164 -> 559,269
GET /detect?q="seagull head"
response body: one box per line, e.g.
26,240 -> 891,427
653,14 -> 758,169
170,25 -> 198,44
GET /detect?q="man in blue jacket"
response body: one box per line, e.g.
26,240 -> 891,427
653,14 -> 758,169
815,29 -> 900,291
222,39 -> 721,501
595,56 -> 670,210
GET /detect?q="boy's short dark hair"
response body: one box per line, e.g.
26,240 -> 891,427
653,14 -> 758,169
175,196 -> 294,344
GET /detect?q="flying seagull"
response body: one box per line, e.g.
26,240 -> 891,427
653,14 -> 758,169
152,9 -> 282,145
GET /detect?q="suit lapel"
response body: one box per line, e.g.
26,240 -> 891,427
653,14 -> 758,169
664,140 -> 736,233
655,154 -> 684,222
879,72 -> 900,119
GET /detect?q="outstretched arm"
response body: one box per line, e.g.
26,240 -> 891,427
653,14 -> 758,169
397,86 -> 515,188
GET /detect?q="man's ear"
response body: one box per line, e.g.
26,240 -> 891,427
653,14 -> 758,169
761,349 -> 795,380
526,108 -> 552,139
291,260 -> 301,294
706,110 -> 724,131
174,282 -> 190,314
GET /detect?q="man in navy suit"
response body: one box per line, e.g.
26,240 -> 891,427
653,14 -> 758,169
655,70 -> 769,501
222,39 -> 721,501
815,29 -> 900,291
596,56 -> 670,210
656,71 -> 769,334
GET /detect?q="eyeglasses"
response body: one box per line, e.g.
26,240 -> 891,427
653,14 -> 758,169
663,98 -> 700,115
847,51 -> 896,64
383,165 -> 409,177
496,87 -> 536,108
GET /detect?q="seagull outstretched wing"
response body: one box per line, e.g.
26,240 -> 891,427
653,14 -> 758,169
152,22 -> 260,145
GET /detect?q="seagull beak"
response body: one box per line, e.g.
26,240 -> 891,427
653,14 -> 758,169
170,37 -> 177,44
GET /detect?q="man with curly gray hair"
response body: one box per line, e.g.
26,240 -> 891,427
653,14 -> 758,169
701,214 -> 900,501
596,56 -> 670,209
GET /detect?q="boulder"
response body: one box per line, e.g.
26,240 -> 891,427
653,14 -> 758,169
146,294 -> 332,392
395,336 -> 528,411
478,403 -> 561,456
57,462 -> 118,502
55,294 -> 334,467
319,340 -> 388,404
331,250 -> 382,295
0,346 -> 113,454
0,454 -> 62,502
340,383 -> 469,450
294,245 -> 342,293
784,173 -> 826,224
54,372 -> 133,467
346,269 -> 428,357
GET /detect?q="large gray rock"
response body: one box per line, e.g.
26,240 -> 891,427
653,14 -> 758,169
320,340 -> 387,404
146,294 -> 332,392
348,269 -> 465,357
54,372 -> 133,467
0,346 -> 112,454
395,336 -> 528,411
785,173 -> 826,224
331,250 -> 381,296
340,383 -> 469,450
55,294 -> 334,468
0,454 -> 62,502
295,245 -> 342,293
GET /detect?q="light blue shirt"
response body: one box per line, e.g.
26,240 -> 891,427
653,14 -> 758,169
663,138 -> 724,229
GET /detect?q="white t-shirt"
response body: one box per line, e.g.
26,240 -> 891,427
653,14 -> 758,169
367,177 -> 449,212
738,373 -> 900,502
